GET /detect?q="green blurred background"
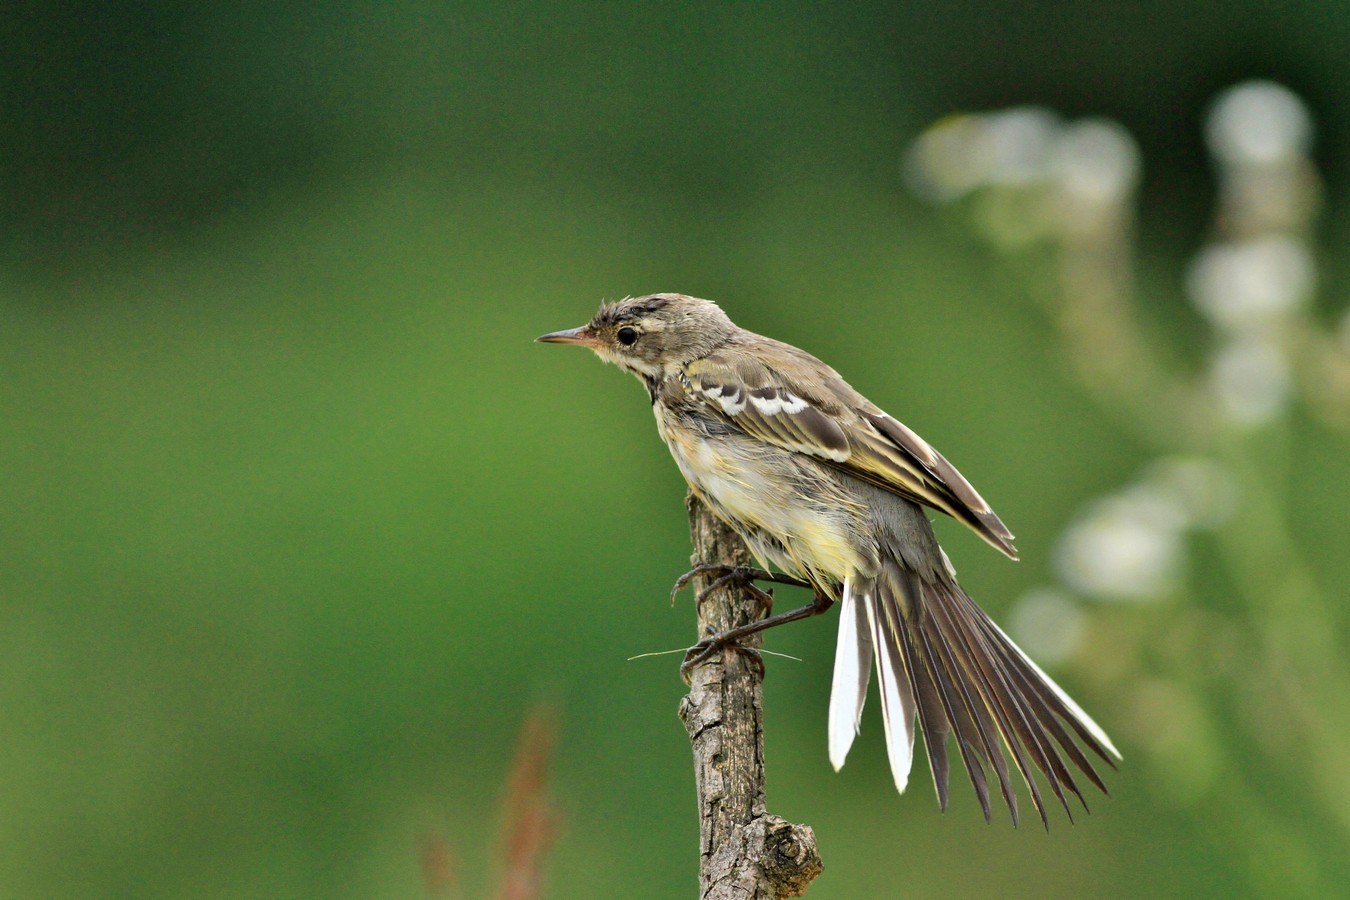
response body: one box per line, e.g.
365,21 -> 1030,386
5,3 -> 1349,897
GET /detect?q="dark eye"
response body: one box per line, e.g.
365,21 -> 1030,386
617,327 -> 639,346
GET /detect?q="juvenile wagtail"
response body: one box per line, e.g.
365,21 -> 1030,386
538,293 -> 1118,824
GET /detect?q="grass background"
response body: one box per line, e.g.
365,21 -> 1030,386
4,3 -> 1349,896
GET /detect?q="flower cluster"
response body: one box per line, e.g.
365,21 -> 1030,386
907,83 -> 1350,889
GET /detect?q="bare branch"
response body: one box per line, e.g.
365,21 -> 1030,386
677,494 -> 823,899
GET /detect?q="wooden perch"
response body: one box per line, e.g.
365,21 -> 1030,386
677,494 -> 823,899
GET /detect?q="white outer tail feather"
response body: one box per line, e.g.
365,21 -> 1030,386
829,576 -> 919,795
863,586 -> 918,795
826,573 -> 1119,801
827,579 -> 871,770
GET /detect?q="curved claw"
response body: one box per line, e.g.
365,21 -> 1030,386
698,573 -> 775,610
680,638 -> 719,683
670,563 -> 809,608
671,563 -> 764,606
669,566 -> 707,606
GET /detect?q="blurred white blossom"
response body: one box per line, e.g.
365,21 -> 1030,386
901,82 -> 1349,873
1206,81 -> 1312,168
1051,118 -> 1141,208
906,108 -> 1140,248
1188,236 -> 1314,332
982,107 -> 1061,185
1055,490 -> 1186,601
1009,588 -> 1086,666
1210,336 -> 1294,426
1193,81 -> 1316,427
904,107 -> 1061,201
903,114 -> 996,202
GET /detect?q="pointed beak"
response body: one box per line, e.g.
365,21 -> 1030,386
535,325 -> 597,346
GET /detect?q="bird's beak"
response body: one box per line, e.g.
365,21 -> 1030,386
535,325 -> 597,346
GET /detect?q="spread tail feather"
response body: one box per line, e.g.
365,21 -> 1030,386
828,560 -> 1119,826
828,578 -> 874,771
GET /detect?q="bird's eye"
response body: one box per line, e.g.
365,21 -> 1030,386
617,327 -> 639,346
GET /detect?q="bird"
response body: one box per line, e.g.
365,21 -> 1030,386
537,292 -> 1119,825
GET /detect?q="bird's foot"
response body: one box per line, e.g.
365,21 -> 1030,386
680,635 -> 764,684
674,565 -> 824,683
669,563 -> 809,609
679,590 -> 835,683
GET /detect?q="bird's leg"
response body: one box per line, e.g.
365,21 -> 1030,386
681,589 -> 835,683
670,563 -> 812,608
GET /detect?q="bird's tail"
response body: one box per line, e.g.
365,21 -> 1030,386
827,555 -> 1120,826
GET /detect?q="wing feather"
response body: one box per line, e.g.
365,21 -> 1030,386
684,346 -> 1017,558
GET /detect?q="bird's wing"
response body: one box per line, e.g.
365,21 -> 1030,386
683,343 -> 1017,559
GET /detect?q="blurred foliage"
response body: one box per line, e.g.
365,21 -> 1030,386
3,3 -> 1349,898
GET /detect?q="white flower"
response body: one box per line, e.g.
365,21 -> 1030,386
1206,81 -> 1313,168
904,107 -> 1062,202
1209,337 -> 1293,425
903,114 -> 994,203
982,107 -> 1061,186
1055,492 -> 1185,601
1050,118 -> 1141,207
1188,236 -> 1314,331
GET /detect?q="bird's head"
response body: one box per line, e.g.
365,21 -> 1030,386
536,293 -> 736,378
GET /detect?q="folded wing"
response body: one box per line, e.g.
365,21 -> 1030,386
683,345 -> 1018,559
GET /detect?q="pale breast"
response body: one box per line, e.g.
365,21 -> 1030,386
655,403 -> 870,584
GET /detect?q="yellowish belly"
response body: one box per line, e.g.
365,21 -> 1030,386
658,411 -> 864,582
